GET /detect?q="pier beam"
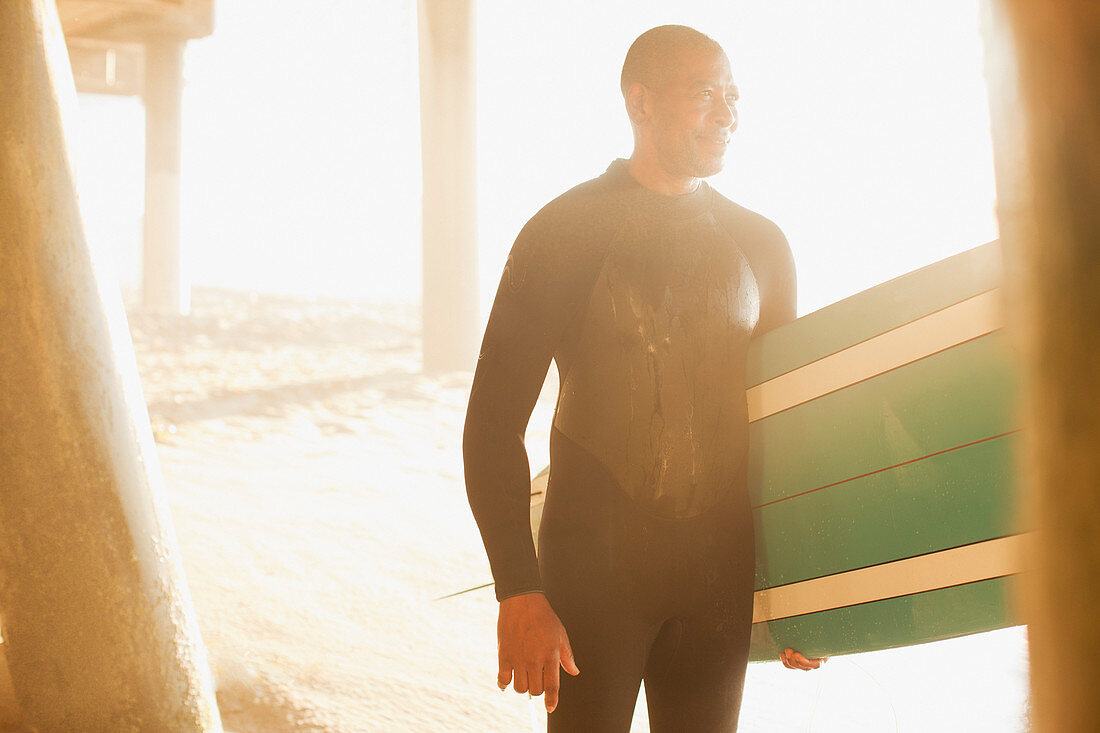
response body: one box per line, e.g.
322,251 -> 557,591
142,34 -> 189,314
0,1 -> 220,729
984,1 -> 1100,731
417,0 -> 480,371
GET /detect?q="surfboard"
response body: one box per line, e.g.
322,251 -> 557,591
743,240 -> 1022,661
526,241 -> 1023,661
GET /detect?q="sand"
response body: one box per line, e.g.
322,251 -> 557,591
130,289 -> 1029,732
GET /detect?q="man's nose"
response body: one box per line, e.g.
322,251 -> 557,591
711,97 -> 736,130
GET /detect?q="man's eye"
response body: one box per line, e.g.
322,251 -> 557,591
699,90 -> 713,98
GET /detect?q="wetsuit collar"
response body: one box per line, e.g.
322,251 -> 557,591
604,158 -> 713,220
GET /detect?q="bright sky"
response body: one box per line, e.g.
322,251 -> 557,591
74,0 -> 998,317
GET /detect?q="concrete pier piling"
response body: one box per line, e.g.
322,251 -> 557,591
418,0 -> 480,371
985,1 -> 1100,730
0,1 -> 221,729
142,34 -> 189,315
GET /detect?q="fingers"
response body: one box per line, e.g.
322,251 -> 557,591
498,661 -> 534,695
560,635 -> 580,677
501,655 -> 576,713
528,664 -> 545,697
544,634 -> 579,713
793,651 -> 821,670
544,637 -> 581,714
544,662 -> 561,714
780,647 -> 827,671
496,602 -> 580,708
512,667 -> 529,695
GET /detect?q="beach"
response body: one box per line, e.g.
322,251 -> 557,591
131,289 -> 1029,732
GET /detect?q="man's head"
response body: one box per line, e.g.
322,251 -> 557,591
621,26 -> 738,183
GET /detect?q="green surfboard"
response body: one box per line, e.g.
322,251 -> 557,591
527,241 -> 1023,661
743,241 -> 1022,661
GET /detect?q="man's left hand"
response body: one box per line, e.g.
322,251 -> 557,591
779,647 -> 828,671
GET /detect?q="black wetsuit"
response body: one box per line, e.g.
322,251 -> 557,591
464,160 -> 795,732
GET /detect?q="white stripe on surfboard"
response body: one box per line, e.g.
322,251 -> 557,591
747,289 -> 1003,422
752,533 -> 1024,624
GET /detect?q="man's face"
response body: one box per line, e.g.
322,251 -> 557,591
649,46 -> 738,179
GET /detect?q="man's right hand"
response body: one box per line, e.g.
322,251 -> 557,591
497,592 -> 580,713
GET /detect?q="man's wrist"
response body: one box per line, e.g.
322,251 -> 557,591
498,588 -> 545,603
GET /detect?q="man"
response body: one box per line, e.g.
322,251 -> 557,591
464,25 -> 820,732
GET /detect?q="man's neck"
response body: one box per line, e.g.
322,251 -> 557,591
625,154 -> 700,196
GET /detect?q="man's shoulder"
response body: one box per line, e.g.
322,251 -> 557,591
528,169 -> 626,227
709,187 -> 798,328
708,188 -> 787,246
506,169 -> 625,278
709,187 -> 796,290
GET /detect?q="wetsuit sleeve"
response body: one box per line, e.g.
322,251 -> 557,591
715,201 -> 797,335
463,213 -> 576,601
751,220 -> 797,335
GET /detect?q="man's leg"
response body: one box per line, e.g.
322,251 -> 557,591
546,586 -> 656,733
642,513 -> 755,733
539,432 -> 665,732
641,597 -> 753,733
540,497 -> 662,733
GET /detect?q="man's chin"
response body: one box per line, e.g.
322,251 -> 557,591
692,157 -> 725,179
658,149 -> 725,180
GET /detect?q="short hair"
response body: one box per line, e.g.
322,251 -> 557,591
620,25 -> 725,96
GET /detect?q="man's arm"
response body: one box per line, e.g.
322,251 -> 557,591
712,199 -> 797,336
747,217 -> 797,336
464,184 -> 615,596
463,225 -> 557,601
463,207 -> 597,711
738,216 -> 828,670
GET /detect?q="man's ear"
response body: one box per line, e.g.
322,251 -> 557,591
624,82 -> 651,125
